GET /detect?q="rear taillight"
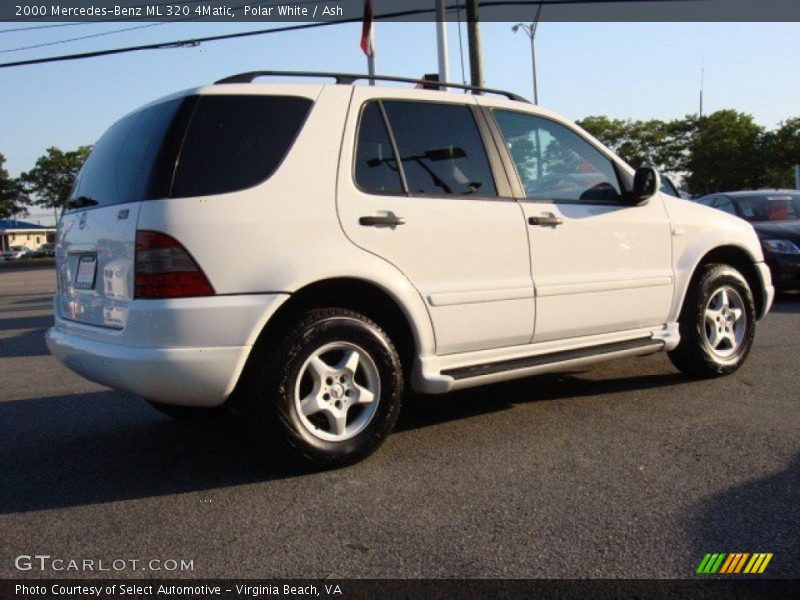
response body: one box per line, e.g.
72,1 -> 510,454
135,230 -> 214,299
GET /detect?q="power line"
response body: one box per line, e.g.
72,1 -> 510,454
0,0 -> 209,25
0,1 -> 316,53
0,0 -> 351,30
0,1 -> 702,69
0,22 -> 166,54
0,23 -> 93,34
0,19 -> 359,68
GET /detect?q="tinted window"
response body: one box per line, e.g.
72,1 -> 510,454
68,99 -> 184,211
172,95 -> 312,198
731,195 -> 800,222
354,103 -> 403,194
493,110 -> 621,202
381,101 -> 497,196
713,198 -> 738,216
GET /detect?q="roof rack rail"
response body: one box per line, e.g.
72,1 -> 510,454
214,70 -> 529,103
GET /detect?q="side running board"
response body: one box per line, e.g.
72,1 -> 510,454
441,337 -> 662,381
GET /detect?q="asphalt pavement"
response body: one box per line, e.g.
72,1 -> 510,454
1,266 -> 798,579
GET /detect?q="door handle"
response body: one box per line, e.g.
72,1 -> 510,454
359,214 -> 406,227
528,215 -> 563,226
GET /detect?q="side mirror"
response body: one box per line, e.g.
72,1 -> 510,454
625,167 -> 660,205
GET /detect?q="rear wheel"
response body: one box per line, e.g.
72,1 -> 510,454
669,263 -> 756,378
245,308 -> 404,468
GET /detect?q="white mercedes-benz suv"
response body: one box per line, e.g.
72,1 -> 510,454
47,72 -> 774,467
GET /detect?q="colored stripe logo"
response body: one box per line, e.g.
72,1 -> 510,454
696,553 -> 773,574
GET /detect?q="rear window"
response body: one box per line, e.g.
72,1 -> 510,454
68,98 -> 185,211
171,95 -> 312,198
67,94 -> 312,211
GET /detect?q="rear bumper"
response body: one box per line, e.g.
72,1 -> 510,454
47,329 -> 248,406
46,293 -> 289,407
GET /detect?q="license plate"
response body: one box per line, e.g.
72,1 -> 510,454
75,255 -> 97,290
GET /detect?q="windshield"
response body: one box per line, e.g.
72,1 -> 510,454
735,195 -> 800,222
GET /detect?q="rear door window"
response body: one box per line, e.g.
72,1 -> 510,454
172,95 -> 313,197
377,100 -> 497,197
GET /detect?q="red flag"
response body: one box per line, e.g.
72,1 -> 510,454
360,0 -> 375,58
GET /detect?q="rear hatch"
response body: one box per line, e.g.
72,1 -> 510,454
57,89 -> 316,329
56,96 -> 189,328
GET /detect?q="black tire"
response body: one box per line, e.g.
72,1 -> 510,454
244,308 -> 404,468
146,400 -> 229,421
668,263 -> 756,378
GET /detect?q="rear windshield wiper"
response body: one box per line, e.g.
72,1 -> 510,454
66,196 -> 98,210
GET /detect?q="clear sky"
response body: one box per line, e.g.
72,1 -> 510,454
1,17 -> 799,223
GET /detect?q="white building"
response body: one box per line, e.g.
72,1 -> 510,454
0,219 -> 56,252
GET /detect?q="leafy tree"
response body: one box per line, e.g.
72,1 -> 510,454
577,116 -> 630,154
577,116 -> 631,160
581,111 -> 780,195
762,117 -> 800,188
655,117 -> 696,175
20,146 -> 91,222
685,110 -> 765,195
0,153 -> 27,220
577,116 -> 691,175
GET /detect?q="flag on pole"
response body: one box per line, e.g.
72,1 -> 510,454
360,0 -> 375,58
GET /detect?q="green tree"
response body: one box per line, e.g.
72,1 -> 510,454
577,111 -> 800,196
686,110 -> 765,195
577,116 -> 630,154
577,116 -> 692,175
20,145 -> 91,222
762,117 -> 800,188
577,116 -> 633,161
0,153 -> 27,220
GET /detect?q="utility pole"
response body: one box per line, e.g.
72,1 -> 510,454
435,0 -> 449,87
465,0 -> 484,90
528,28 -> 537,104
512,4 -> 543,105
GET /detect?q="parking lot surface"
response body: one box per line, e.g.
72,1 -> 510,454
1,267 -> 798,578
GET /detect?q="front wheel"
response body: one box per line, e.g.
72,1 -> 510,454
245,308 -> 404,468
669,263 -> 756,378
